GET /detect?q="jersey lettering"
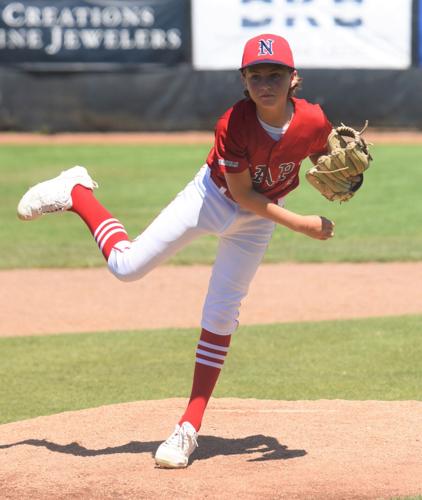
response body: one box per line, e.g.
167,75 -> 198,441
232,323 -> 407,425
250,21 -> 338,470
252,162 -> 296,188
252,164 -> 267,185
277,162 -> 295,183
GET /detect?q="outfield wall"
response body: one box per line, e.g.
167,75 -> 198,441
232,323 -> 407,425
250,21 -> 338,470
0,66 -> 421,132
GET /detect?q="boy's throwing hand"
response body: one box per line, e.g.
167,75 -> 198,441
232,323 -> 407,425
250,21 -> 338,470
299,215 -> 335,240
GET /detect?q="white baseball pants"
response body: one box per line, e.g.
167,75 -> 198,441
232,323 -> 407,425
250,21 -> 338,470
107,165 -> 276,335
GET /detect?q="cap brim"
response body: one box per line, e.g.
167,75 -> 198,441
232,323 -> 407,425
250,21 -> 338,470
239,59 -> 295,71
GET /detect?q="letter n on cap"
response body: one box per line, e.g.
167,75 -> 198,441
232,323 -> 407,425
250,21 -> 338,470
258,39 -> 274,56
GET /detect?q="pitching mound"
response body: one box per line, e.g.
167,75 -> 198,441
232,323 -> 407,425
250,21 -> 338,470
1,398 -> 421,499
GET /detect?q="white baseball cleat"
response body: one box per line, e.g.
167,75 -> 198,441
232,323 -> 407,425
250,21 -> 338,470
154,421 -> 198,468
17,165 -> 98,221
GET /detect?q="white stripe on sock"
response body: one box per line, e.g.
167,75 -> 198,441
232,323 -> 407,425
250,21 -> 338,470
198,339 -> 229,353
96,222 -> 125,246
99,228 -> 128,250
195,357 -> 223,369
94,218 -> 119,239
196,348 -> 226,361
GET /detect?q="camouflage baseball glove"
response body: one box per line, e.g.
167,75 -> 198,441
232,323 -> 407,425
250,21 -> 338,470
306,122 -> 373,202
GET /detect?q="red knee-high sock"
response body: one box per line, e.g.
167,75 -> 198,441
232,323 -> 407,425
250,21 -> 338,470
70,185 -> 130,260
179,328 -> 231,431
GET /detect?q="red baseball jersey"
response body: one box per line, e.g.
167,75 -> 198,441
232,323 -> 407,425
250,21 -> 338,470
207,97 -> 332,202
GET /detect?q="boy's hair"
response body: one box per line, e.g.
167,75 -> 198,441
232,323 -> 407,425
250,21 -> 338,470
289,72 -> 303,97
242,67 -> 303,98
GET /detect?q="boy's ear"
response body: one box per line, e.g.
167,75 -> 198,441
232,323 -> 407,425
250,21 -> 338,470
290,70 -> 298,87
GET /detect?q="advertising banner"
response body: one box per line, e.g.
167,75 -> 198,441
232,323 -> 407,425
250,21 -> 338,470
0,0 -> 190,69
192,0 -> 413,70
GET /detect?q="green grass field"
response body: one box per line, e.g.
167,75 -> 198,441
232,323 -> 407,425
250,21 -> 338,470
1,142 -> 422,430
3,143 -> 422,267
1,315 -> 422,424
391,497 -> 422,500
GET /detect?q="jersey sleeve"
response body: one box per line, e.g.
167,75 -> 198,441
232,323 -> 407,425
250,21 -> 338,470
213,107 -> 250,174
308,107 -> 333,157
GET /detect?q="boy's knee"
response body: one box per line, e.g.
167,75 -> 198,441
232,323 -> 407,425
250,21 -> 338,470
201,307 -> 239,336
107,246 -> 144,282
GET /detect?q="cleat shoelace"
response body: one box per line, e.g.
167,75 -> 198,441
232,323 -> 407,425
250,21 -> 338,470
164,425 -> 198,453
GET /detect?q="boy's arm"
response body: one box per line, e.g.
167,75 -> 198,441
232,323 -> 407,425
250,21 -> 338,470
224,170 -> 334,241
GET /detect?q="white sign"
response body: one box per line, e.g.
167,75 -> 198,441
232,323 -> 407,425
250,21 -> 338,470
192,0 -> 412,70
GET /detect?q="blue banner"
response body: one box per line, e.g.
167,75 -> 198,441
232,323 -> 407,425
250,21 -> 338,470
0,0 -> 190,69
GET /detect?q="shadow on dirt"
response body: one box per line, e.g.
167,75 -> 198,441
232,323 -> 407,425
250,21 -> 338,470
195,434 -> 306,462
0,435 -> 306,463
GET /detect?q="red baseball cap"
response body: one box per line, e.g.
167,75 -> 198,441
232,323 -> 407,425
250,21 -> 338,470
240,34 -> 295,70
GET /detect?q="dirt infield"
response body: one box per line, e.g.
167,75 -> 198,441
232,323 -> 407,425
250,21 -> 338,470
0,128 -> 421,145
2,263 -> 422,337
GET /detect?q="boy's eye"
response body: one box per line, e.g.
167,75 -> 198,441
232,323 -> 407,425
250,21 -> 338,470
248,72 -> 283,83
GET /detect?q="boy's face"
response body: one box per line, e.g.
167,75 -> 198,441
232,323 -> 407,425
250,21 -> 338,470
242,63 -> 293,109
